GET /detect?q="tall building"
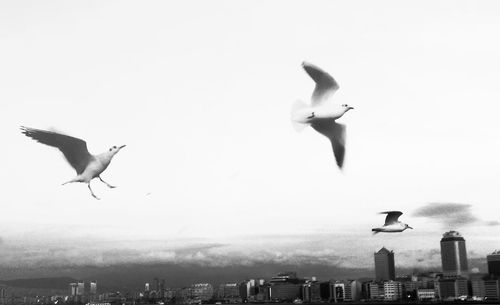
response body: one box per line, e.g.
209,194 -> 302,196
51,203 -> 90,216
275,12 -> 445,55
69,283 -> 78,296
374,247 -> 395,281
76,282 -> 85,296
440,231 -> 468,276
487,250 -> 500,276
89,281 -> 97,295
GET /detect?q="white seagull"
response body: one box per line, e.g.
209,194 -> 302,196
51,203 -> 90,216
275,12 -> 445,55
291,61 -> 354,169
372,211 -> 413,234
21,126 -> 126,200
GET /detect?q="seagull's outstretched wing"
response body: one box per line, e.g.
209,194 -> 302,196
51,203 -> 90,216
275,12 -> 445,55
380,211 -> 403,226
21,126 -> 92,174
302,62 -> 339,106
311,121 -> 346,168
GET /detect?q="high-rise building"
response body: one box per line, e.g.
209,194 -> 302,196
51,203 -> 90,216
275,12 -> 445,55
440,231 -> 468,276
69,283 -> 78,296
89,281 -> 97,295
487,250 -> 500,277
76,282 -> 85,296
374,247 -> 395,281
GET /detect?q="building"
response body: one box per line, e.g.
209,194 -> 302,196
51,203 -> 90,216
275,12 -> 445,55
269,272 -> 304,302
417,288 -> 436,301
487,250 -> 500,277
471,273 -> 487,298
374,247 -> 395,281
436,277 -> 468,300
383,281 -> 402,300
367,282 -> 384,300
69,283 -> 78,296
330,281 -> 345,302
440,231 -> 468,277
217,283 -> 241,302
484,278 -> 500,300
89,281 -> 97,295
255,283 -> 271,302
191,283 -> 214,301
301,281 -> 321,302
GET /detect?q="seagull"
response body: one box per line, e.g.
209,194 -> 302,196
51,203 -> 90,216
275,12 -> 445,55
291,61 -> 354,169
20,126 -> 126,200
372,211 -> 413,234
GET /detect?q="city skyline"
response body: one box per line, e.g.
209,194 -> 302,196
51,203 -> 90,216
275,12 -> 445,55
1,0 -> 500,278
1,231 -> 500,303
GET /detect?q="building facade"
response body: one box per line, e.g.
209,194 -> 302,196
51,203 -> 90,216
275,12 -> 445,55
374,247 -> 396,281
440,231 -> 468,277
487,250 -> 500,277
383,281 -> 402,300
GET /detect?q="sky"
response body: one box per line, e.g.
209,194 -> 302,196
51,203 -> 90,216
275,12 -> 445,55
1,0 -> 500,272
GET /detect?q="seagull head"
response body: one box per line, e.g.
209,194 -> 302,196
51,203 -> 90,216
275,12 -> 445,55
341,104 -> 354,112
108,145 -> 126,156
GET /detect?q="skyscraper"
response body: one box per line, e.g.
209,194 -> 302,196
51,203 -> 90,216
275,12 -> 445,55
440,231 -> 468,276
487,250 -> 500,277
374,247 -> 395,281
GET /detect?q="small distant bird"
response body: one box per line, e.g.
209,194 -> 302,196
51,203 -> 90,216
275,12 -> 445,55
20,126 -> 126,200
291,61 -> 354,169
372,211 -> 413,234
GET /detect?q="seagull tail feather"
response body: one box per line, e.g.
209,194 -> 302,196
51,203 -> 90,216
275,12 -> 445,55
291,100 -> 310,132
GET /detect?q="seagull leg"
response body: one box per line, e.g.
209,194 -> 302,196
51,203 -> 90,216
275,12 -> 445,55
98,176 -> 116,188
88,183 -> 100,200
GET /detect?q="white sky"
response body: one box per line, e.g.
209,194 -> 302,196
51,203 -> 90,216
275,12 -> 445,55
1,0 -> 500,267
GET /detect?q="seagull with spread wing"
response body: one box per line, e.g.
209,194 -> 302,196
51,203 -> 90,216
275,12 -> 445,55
291,61 -> 354,169
372,211 -> 413,234
20,126 -> 125,200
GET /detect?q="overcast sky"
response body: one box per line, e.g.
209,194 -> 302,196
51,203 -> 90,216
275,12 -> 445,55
1,0 -> 500,269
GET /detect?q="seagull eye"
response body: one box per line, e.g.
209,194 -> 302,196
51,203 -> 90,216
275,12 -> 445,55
113,146 -> 117,149
342,104 -> 347,107
109,148 -> 112,151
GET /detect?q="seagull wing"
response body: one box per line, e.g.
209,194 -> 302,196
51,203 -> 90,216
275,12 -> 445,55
21,126 -> 92,174
302,62 -> 339,106
380,211 -> 403,226
311,121 -> 346,168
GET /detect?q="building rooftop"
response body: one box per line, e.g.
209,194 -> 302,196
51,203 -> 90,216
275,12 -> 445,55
376,247 -> 393,254
441,231 -> 465,242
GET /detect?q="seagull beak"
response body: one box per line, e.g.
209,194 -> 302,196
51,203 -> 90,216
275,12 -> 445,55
348,106 -> 354,110
119,145 -> 126,149
408,226 -> 413,229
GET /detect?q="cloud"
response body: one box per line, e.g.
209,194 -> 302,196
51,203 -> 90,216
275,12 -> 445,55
485,220 -> 500,226
412,202 -> 496,228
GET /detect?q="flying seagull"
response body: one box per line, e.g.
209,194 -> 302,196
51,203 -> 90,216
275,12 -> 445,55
291,61 -> 354,169
372,211 -> 413,234
20,126 -> 125,200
